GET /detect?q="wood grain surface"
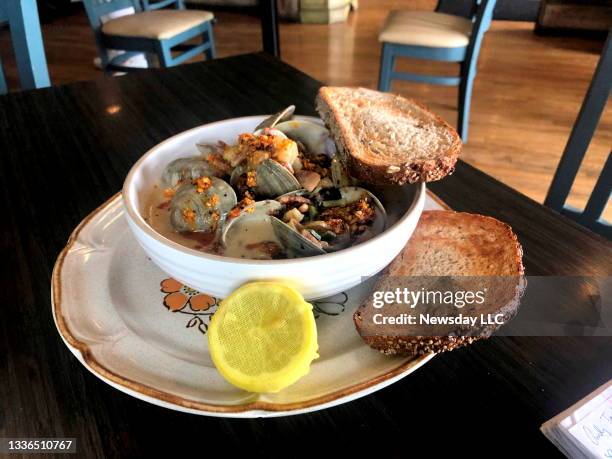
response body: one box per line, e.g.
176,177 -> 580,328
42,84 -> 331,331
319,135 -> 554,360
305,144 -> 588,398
0,53 -> 610,458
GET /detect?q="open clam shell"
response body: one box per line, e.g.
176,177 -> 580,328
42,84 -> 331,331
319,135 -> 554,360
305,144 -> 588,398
274,120 -> 336,157
195,142 -> 219,156
271,217 -> 326,258
221,200 -> 283,259
319,186 -> 387,247
169,178 -> 237,233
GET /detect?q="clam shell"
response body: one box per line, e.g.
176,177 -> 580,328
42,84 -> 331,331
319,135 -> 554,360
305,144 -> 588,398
195,142 -> 219,156
253,105 -> 296,132
221,200 -> 283,259
169,178 -> 237,233
162,157 -> 219,187
231,159 -> 301,199
320,186 -> 387,247
271,217 -> 326,258
274,120 -> 336,157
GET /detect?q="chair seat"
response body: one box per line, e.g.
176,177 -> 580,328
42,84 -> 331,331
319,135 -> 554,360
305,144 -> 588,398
102,10 -> 214,40
379,10 -> 472,48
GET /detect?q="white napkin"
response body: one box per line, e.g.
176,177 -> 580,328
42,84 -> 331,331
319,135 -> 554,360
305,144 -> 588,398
541,380 -> 612,458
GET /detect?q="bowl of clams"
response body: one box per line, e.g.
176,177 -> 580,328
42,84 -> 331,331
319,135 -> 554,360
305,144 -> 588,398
123,106 -> 426,299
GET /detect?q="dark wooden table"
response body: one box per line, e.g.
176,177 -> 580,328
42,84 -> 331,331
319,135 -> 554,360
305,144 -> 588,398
0,53 -> 610,458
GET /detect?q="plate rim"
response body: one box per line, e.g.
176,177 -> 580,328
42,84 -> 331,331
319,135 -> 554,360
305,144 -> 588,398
52,179 -> 447,415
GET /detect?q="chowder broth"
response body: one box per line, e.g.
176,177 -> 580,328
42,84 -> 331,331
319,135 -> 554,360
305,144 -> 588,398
147,187 -> 285,259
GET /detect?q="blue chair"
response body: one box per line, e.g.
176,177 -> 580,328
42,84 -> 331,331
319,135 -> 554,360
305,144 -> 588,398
377,0 -> 496,142
82,0 -> 215,72
0,0 -> 51,95
0,53 -> 6,95
545,31 -> 611,240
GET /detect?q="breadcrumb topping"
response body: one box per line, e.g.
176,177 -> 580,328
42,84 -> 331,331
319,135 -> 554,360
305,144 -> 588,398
194,176 -> 213,193
182,208 -> 196,224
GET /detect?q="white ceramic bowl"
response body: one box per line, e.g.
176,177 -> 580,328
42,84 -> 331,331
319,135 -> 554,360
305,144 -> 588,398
123,115 -> 425,300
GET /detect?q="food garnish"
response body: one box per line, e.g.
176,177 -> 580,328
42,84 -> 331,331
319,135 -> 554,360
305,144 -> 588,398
207,282 -> 318,393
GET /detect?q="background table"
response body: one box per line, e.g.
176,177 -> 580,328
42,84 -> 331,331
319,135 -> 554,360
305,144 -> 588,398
0,53 -> 610,457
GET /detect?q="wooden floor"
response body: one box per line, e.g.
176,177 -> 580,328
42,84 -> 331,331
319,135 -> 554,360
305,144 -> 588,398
1,0 -> 610,220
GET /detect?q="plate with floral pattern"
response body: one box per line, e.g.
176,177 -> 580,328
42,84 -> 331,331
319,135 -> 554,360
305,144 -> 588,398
51,191 -> 445,417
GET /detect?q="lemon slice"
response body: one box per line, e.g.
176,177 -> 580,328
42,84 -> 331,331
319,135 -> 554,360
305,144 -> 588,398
208,281 -> 318,393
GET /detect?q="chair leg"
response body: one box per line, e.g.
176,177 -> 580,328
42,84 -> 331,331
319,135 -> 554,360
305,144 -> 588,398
458,62 -> 475,143
205,21 -> 216,60
5,0 -> 51,90
378,43 -> 394,92
0,56 -> 7,95
144,53 -> 158,69
155,41 -> 173,68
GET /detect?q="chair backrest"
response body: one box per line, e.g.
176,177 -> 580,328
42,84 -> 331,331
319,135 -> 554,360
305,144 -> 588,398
142,0 -> 185,10
544,31 -> 612,239
81,0 -> 141,32
464,0 -> 496,60
436,0 -> 492,23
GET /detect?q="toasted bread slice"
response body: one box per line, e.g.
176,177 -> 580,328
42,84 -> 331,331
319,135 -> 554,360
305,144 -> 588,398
354,210 -> 524,356
315,87 -> 461,185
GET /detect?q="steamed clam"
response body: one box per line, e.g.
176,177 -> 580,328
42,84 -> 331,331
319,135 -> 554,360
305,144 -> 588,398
169,177 -> 237,233
274,120 -> 336,158
149,106 -> 391,260
221,200 -> 284,259
230,159 -> 301,199
162,157 -> 221,187
270,217 -> 326,257
270,186 -> 387,255
318,186 -> 387,248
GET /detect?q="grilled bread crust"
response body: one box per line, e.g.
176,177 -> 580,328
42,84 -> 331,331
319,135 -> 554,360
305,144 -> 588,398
316,86 -> 462,185
354,211 -> 525,356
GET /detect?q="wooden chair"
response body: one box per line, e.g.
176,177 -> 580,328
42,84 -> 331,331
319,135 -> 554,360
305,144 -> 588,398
377,0 -> 496,142
544,31 -> 611,240
81,0 -> 215,72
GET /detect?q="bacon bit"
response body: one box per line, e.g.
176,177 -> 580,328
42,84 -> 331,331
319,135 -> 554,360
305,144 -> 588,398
211,212 -> 220,222
228,196 -> 256,219
157,200 -> 171,210
320,197 -> 375,227
163,188 -> 176,198
194,176 -> 212,193
238,132 -> 256,144
228,207 -> 241,219
182,208 -> 196,224
246,170 -> 257,187
325,218 -> 346,234
206,194 -> 220,208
